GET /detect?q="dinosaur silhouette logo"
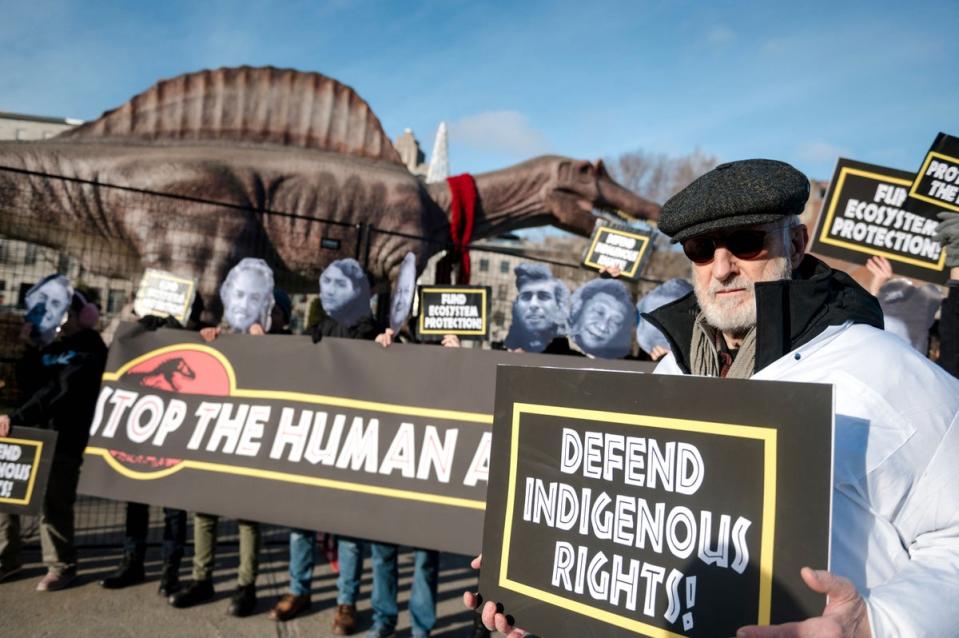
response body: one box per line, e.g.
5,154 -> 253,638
126,357 -> 196,392
119,346 -> 232,397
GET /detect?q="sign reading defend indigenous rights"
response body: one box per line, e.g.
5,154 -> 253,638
133,269 -> 197,323
811,158 -> 947,283
417,285 -> 490,340
78,324 -> 653,554
908,132 -> 959,214
0,427 -> 57,515
582,225 -> 653,280
479,366 -> 832,637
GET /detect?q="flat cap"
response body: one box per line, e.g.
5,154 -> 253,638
659,159 -> 809,241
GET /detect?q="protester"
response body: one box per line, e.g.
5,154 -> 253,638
169,261 -> 276,616
865,254 -> 942,353
934,211 -> 959,378
503,263 -> 569,353
99,295 -> 207,596
567,278 -> 635,358
0,283 -> 107,591
634,278 -> 693,360
467,159 -> 959,637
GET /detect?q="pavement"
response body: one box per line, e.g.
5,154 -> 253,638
0,499 -> 483,638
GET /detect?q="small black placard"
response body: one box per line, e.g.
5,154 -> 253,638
582,225 -> 654,280
133,269 -> 197,323
0,427 -> 58,515
908,132 -> 959,214
416,285 -> 490,340
479,366 -> 833,638
811,158 -> 947,283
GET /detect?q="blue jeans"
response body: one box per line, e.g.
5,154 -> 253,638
288,529 -> 316,595
336,538 -> 439,636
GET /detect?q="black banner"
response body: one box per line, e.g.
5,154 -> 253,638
479,366 -> 832,637
0,427 -> 57,515
79,324 -> 654,554
582,225 -> 654,280
811,158 -> 947,283
133,269 -> 197,323
416,285 -> 490,340
909,132 -> 959,214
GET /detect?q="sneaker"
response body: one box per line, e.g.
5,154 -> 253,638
157,561 -> 181,597
36,568 -> 76,592
331,603 -> 357,635
365,625 -> 396,638
227,584 -> 257,617
268,593 -> 311,621
168,578 -> 215,608
0,563 -> 23,583
99,554 -> 145,589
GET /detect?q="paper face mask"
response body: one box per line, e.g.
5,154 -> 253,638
24,274 -> 73,343
219,258 -> 275,333
390,252 -> 417,332
569,278 -> 636,359
504,263 -> 569,353
319,258 -> 372,328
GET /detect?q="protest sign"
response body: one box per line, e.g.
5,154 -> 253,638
908,132 -> 959,214
811,158 -> 947,283
416,285 -> 490,340
133,269 -> 197,324
479,366 -> 832,637
0,427 -> 58,515
79,324 -> 654,554
583,225 -> 654,280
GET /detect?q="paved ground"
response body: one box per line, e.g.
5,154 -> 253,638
0,500 -> 482,637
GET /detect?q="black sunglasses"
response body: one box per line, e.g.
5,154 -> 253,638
682,228 -> 775,264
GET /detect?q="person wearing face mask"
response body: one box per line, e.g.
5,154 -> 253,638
22,274 -> 73,344
568,278 -> 636,359
170,259 -> 275,617
0,284 -> 107,591
503,264 -> 570,353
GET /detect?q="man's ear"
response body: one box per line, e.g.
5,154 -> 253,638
789,224 -> 808,269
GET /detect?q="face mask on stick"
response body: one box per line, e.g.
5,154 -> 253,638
319,258 -> 372,328
24,274 -> 73,344
504,263 -> 570,352
219,258 -> 275,334
390,252 -> 417,333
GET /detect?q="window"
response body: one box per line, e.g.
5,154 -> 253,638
493,311 -> 505,327
15,128 -> 26,141
107,289 -> 126,314
500,260 -> 510,274
497,284 -> 509,301
479,258 -> 489,272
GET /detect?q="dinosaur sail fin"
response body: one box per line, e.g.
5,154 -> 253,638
57,66 -> 403,164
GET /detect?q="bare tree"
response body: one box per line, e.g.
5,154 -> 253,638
607,148 -> 719,204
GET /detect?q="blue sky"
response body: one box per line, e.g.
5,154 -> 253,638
2,0 -> 957,182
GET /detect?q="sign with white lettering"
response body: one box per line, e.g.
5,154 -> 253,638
78,324 -> 654,554
416,285 -> 490,340
582,226 -> 654,280
908,132 -> 959,214
133,269 -> 197,324
0,427 -> 57,515
811,158 -> 947,283
479,366 -> 832,637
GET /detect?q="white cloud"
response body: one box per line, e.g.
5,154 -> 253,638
450,110 -> 551,156
796,141 -> 849,163
706,25 -> 735,47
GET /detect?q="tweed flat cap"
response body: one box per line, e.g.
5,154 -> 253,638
659,159 -> 809,241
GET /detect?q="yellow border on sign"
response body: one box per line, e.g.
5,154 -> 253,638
817,167 -> 947,270
417,287 -> 489,336
0,437 -> 44,506
583,227 -> 652,278
909,151 -> 959,213
499,403 -> 777,637
135,270 -> 197,323
87,342 -> 491,509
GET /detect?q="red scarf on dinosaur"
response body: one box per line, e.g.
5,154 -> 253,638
437,173 -> 477,284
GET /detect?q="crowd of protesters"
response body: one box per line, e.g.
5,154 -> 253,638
2,163 -> 959,637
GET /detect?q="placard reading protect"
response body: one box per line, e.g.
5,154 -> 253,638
417,285 -> 490,340
811,158 -> 947,283
0,427 -> 58,515
909,132 -> 959,214
133,269 -> 197,323
479,366 -> 833,638
582,225 -> 654,280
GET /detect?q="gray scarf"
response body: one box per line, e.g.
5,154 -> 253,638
690,312 -> 757,379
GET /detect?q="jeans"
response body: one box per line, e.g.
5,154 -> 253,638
288,528 -> 316,596
336,538 -> 438,635
124,502 -> 187,564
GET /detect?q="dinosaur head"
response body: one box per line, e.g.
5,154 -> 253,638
543,157 -> 660,235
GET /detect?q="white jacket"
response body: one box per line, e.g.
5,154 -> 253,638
656,322 -> 959,637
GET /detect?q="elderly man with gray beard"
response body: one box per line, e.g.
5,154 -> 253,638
469,159 -> 959,638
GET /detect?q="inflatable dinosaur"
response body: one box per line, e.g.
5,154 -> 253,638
0,66 -> 659,313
